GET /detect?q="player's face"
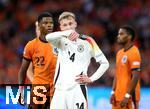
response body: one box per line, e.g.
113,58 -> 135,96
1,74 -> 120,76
117,28 -> 129,45
59,16 -> 77,31
39,17 -> 54,35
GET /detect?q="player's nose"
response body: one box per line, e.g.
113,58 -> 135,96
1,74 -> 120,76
65,25 -> 72,30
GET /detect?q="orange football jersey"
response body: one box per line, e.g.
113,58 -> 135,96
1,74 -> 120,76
115,45 -> 141,101
23,37 -> 57,96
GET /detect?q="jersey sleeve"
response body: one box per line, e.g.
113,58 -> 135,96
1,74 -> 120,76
129,48 -> 141,71
86,37 -> 104,62
86,37 -> 109,82
46,30 -> 74,50
23,41 -> 33,61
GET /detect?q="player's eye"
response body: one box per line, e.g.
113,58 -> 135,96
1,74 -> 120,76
63,24 -> 67,26
43,22 -> 48,24
119,33 -> 124,35
69,22 -> 73,25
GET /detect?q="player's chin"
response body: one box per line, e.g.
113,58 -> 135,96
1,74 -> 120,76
117,40 -> 123,44
47,29 -> 53,33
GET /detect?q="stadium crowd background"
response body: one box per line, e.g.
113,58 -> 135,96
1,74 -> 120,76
0,0 -> 149,87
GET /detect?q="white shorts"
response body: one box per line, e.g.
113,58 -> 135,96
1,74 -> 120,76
50,84 -> 88,109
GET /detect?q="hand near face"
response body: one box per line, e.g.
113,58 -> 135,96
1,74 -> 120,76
68,30 -> 79,41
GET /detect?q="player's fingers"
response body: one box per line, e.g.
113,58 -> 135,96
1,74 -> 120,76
120,102 -> 125,108
69,31 -> 79,41
75,77 -> 82,82
110,98 -> 114,104
76,75 -> 81,77
18,94 -> 26,106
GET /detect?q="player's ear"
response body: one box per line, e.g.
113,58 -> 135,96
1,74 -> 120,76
35,21 -> 38,27
35,21 -> 40,37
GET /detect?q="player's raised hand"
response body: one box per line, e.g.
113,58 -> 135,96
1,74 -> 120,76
75,74 -> 92,84
68,30 -> 79,41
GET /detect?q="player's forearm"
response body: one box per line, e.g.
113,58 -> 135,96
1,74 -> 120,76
90,57 -> 109,82
126,72 -> 140,94
112,76 -> 116,91
18,59 -> 30,84
18,67 -> 27,84
27,70 -> 33,82
26,63 -> 33,82
46,30 -> 73,42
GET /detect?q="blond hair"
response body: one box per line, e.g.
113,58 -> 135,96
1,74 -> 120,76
58,11 -> 75,22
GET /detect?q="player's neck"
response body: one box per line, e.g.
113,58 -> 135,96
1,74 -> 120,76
123,42 -> 133,51
39,35 -> 48,43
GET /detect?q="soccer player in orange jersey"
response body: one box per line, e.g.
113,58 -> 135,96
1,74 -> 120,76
26,21 -> 40,83
110,25 -> 141,109
18,12 -> 57,109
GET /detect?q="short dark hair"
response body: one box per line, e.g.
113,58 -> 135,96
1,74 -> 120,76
37,12 -> 53,23
120,25 -> 135,41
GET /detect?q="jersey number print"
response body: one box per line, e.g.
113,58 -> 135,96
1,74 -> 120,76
76,102 -> 84,109
35,56 -> 45,66
68,51 -> 75,62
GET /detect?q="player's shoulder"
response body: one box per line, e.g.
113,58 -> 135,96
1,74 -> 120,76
130,45 -> 141,56
117,48 -> 124,56
24,38 -> 38,50
79,34 -> 94,40
26,38 -> 38,45
131,45 -> 139,51
79,34 -> 88,40
79,34 -> 95,45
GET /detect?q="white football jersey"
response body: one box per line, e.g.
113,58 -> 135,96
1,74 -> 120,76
54,37 -> 103,89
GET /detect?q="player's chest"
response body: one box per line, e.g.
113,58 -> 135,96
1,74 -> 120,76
32,43 -> 57,60
61,42 -> 91,62
117,53 -> 129,66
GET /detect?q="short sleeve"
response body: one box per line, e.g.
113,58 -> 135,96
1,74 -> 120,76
86,37 -> 103,62
129,48 -> 141,70
23,41 -> 33,61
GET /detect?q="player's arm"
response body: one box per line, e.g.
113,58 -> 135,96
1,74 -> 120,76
26,63 -> 33,82
110,75 -> 117,105
87,37 -> 109,82
18,58 -> 30,105
120,69 -> 140,108
75,37 -> 109,84
45,30 -> 78,48
120,50 -> 141,108
89,51 -> 109,82
18,58 -> 30,84
126,70 -> 140,95
112,76 -> 116,92
18,41 -> 32,84
125,50 -> 141,96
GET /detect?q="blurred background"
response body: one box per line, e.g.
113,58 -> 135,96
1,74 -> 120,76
0,0 -> 149,109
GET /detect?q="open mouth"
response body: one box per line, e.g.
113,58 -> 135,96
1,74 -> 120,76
47,29 -> 52,32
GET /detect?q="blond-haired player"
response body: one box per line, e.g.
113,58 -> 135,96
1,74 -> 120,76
46,11 -> 109,109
